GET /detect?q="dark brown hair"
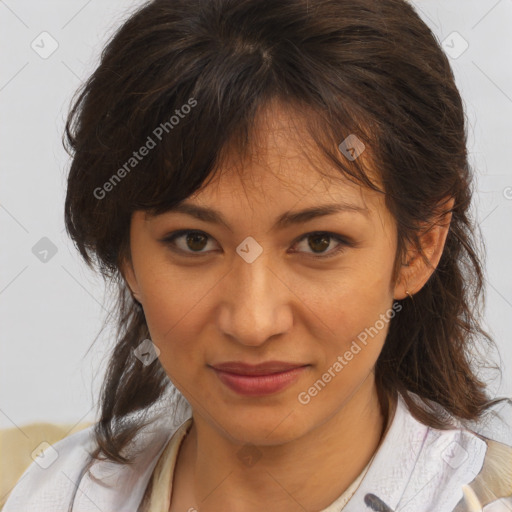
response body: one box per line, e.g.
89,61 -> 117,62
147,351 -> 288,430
64,0 -> 504,467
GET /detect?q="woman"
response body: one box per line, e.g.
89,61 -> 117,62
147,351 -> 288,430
4,0 -> 511,511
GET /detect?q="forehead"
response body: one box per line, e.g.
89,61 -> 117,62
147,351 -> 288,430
187,100 -> 381,213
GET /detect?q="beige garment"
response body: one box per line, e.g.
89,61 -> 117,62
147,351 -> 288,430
141,418 -> 374,512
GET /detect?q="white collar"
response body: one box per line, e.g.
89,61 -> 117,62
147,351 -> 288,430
74,402 -> 191,511
73,393 -> 497,512
344,393 -> 488,511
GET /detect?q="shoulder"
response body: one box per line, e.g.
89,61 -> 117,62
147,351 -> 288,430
2,425 -> 97,512
346,392 -> 512,512
2,405 -> 191,512
419,421 -> 512,511
403,394 -> 512,511
458,435 -> 512,511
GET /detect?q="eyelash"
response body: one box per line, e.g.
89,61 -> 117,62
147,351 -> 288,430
160,230 -> 352,260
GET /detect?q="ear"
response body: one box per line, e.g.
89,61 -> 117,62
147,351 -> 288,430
393,196 -> 455,300
119,255 -> 142,304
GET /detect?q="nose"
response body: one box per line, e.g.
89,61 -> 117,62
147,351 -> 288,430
216,249 -> 293,347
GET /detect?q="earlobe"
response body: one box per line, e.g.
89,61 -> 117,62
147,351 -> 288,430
119,257 -> 142,303
393,260 -> 416,301
393,197 -> 454,300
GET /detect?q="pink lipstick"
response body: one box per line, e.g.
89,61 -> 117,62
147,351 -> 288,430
210,361 -> 309,396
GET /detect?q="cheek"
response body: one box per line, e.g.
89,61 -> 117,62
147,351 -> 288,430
134,248 -> 210,330
141,285 -> 204,385
298,275 -> 394,413
312,255 -> 395,365
319,257 -> 394,323
135,263 -> 218,371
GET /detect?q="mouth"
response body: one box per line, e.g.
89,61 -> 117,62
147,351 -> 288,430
209,361 -> 310,396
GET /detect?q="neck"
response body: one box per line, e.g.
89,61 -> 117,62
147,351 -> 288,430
176,376 -> 392,512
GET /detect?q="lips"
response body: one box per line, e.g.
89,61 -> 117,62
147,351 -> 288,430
210,361 -> 307,376
209,361 -> 310,396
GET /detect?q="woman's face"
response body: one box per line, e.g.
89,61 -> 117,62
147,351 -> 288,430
122,105 -> 404,445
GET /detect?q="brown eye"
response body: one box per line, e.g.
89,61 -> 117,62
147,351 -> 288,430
161,230 -> 217,255
160,230 -> 352,259
292,232 -> 351,259
307,234 -> 331,253
185,232 -> 208,251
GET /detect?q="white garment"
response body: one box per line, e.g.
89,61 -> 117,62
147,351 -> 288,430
3,391 -> 512,512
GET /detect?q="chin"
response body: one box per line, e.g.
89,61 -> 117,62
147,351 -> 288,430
210,405 -> 313,446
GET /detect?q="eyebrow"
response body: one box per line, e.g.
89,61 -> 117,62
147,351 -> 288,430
160,201 -> 369,231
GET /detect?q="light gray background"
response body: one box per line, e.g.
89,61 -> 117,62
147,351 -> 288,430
1,0 -> 511,430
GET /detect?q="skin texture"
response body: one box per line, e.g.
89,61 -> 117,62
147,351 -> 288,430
121,103 -> 453,511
